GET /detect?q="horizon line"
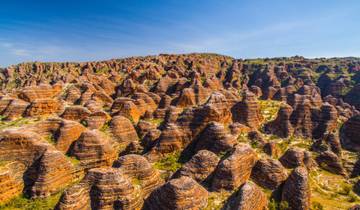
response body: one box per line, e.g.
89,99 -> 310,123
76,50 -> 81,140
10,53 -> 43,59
2,52 -> 360,68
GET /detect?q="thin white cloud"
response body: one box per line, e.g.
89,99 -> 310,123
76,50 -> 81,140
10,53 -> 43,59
11,49 -> 31,56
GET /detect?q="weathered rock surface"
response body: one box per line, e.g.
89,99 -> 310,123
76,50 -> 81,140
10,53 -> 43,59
282,167 -> 310,210
113,154 -> 163,197
29,149 -> 74,198
70,130 -> 116,170
57,167 -> 142,210
211,144 -> 257,191
251,158 -> 288,190
264,104 -> 294,138
172,150 -> 219,183
341,115 -> 360,151
316,151 -> 346,175
0,162 -> 25,203
279,147 -> 311,169
224,181 -> 268,210
144,176 -> 208,210
61,106 -> 91,121
26,98 -> 62,117
110,115 -> 139,143
232,91 -> 263,128
195,122 -> 237,155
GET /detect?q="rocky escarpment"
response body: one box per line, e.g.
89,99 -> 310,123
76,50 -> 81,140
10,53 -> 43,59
0,54 -> 359,209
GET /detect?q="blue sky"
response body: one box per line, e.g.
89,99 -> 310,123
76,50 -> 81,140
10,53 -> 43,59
0,0 -> 360,67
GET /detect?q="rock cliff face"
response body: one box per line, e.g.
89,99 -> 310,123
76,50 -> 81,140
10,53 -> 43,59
0,54 -> 360,209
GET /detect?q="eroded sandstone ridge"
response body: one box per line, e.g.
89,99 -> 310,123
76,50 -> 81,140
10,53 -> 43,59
0,54 -> 360,209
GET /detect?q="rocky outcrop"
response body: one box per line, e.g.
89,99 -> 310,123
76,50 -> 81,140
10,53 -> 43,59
26,99 -> 62,117
263,141 -> 281,158
224,181 -> 268,210
85,111 -> 110,129
232,91 -> 263,128
312,103 -> 338,139
144,176 -> 208,210
282,167 -> 310,210
176,88 -> 196,108
18,84 -> 62,102
0,162 -> 25,203
341,115 -> 360,151
58,167 -> 143,210
2,53 -> 360,209
290,100 -> 313,138
172,150 -> 219,183
111,98 -> 141,123
251,158 -> 288,190
55,120 -> 86,153
195,122 -> 237,155
316,151 -> 346,175
0,130 -> 49,166
150,123 -> 187,154
70,130 -> 116,170
113,154 -> 163,197
61,106 -> 91,121
211,144 -> 257,191
279,147 -> 312,169
264,104 -> 294,138
1,98 -> 29,120
29,149 -> 74,198
110,115 -> 139,143
56,183 -> 90,210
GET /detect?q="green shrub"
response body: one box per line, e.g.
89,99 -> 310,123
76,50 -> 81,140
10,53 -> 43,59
45,134 -> 56,145
0,192 -> 62,210
268,199 -> 289,210
100,121 -> 110,133
154,152 -> 182,172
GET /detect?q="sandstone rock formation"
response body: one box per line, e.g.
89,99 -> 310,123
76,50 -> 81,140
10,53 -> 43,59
282,167 -> 310,210
172,150 -> 219,183
70,130 -> 116,169
144,176 -> 208,210
251,158 -> 288,190
1,54 -> 360,209
211,144 -> 257,191
110,115 -> 139,143
232,91 -> 263,128
341,115 -> 360,151
224,181 -> 268,210
57,168 -> 142,210
264,104 -> 294,138
113,154 -> 163,197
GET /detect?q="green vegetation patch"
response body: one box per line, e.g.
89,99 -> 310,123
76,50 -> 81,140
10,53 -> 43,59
44,134 -> 56,145
204,191 -> 232,210
153,152 -> 182,173
310,168 -> 360,209
0,192 -> 62,210
259,100 -> 283,124
143,118 -> 163,127
0,117 -> 35,130
268,199 -> 289,210
66,155 -> 81,166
